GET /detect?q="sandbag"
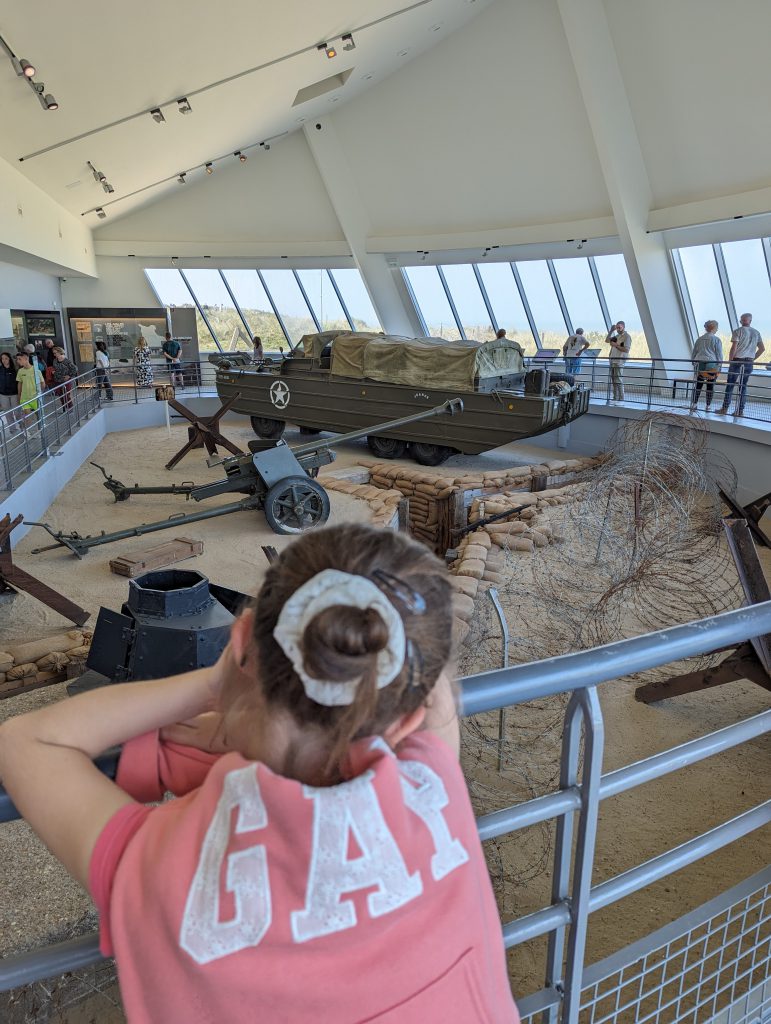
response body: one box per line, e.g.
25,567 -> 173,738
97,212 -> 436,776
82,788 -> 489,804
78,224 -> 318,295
7,633 -> 84,665
7,662 -> 37,680
36,651 -> 71,672
0,652 -> 13,674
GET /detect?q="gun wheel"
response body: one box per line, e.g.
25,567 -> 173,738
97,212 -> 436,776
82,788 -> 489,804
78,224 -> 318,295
264,476 -> 330,535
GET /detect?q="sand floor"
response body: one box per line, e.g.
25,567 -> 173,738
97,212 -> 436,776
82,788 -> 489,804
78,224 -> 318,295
0,418 -> 768,1020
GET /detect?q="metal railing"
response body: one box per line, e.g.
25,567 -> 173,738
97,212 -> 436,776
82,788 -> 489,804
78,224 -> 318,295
0,367 -> 102,494
0,601 -> 769,1022
536,355 -> 771,425
0,360 -> 220,494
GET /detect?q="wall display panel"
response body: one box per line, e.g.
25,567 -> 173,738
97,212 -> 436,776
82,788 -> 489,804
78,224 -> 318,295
221,271 -> 286,350
145,269 -> 212,350
66,307 -> 192,369
329,270 -> 381,333
295,270 -> 350,332
182,270 -> 251,352
476,263 -> 537,355
259,271 -> 316,345
402,267 -> 462,341
593,254 -> 650,359
721,239 -> 771,341
514,260 -> 567,348
552,258 -> 608,344
440,265 -> 494,342
676,246 -> 731,348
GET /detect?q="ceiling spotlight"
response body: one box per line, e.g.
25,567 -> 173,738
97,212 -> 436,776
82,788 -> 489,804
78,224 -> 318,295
102,181 -> 114,194
177,173 -> 186,184
318,42 -> 337,59
235,151 -> 246,163
260,142 -> 270,151
150,107 -> 165,124
44,94 -> 58,110
342,33 -> 355,51
205,162 -> 213,174
96,208 -> 106,219
19,58 -> 36,78
177,97 -> 192,115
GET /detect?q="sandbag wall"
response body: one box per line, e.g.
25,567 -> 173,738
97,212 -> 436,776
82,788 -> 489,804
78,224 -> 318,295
0,631 -> 92,699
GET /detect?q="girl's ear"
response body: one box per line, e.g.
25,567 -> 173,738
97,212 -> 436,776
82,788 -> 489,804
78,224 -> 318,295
230,607 -> 257,669
383,705 -> 426,750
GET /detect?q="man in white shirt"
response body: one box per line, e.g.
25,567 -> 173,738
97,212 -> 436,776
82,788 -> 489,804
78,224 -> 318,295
717,313 -> 765,416
563,328 -> 589,376
605,321 -> 631,402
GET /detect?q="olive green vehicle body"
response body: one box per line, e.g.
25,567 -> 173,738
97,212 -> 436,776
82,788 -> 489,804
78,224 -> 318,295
215,356 -> 589,457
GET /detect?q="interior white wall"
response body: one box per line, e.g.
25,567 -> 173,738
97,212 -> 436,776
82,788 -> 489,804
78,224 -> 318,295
0,157 -> 96,277
0,260 -> 64,310
61,257 -> 159,308
93,133 -> 346,258
604,0 -> 771,221
328,0 -> 612,251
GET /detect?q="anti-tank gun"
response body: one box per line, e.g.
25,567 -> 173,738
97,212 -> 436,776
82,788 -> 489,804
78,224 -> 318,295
28,399 -> 463,557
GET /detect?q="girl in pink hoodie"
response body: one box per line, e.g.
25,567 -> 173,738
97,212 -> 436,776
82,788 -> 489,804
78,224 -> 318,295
0,524 -> 519,1024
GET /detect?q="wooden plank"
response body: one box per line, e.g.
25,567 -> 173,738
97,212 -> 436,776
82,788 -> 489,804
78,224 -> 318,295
109,536 -> 204,577
723,518 -> 771,678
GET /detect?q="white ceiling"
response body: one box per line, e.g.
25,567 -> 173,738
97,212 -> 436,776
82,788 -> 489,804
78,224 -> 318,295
0,0 -> 493,226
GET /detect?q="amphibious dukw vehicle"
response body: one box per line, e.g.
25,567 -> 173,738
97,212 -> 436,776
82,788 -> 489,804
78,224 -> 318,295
214,331 -> 590,465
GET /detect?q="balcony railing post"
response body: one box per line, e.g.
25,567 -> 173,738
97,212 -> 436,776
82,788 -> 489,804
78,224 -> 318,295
559,687 -> 604,1024
0,416 -> 11,491
647,359 -> 655,409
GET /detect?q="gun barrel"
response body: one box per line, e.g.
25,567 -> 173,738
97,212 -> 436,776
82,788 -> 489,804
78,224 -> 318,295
291,398 -> 463,458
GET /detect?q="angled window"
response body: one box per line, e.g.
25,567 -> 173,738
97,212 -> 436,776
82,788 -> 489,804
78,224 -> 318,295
182,269 -> 252,351
402,266 -> 462,340
329,270 -> 382,332
144,268 -> 216,350
476,263 -> 537,354
721,238 -> 771,341
259,270 -> 317,346
675,246 -> 731,348
439,264 -> 494,341
592,254 -> 649,358
514,261 -> 568,350
552,258 -> 607,346
295,270 -> 350,331
221,271 -> 286,349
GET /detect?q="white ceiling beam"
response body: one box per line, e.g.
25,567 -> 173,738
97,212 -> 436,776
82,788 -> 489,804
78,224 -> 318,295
556,0 -> 691,360
303,117 -> 422,336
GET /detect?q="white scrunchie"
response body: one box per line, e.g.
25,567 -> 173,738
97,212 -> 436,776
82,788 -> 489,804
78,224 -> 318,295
273,569 -> 407,707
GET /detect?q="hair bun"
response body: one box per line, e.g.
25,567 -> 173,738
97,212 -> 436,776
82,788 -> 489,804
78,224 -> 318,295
302,605 -> 390,684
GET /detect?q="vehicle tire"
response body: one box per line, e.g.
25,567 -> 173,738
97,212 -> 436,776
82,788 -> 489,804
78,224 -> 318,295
251,416 -> 285,439
410,442 -> 454,466
299,426 -> 321,435
264,475 -> 330,535
367,436 -> 407,459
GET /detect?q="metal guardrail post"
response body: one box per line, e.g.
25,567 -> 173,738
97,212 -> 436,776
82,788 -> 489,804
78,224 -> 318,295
0,416 -> 11,491
543,690 -> 600,1021
559,687 -> 604,1024
647,361 -> 654,410
487,587 -> 510,772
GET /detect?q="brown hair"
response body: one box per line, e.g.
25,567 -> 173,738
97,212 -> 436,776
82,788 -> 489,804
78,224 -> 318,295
221,524 -> 454,780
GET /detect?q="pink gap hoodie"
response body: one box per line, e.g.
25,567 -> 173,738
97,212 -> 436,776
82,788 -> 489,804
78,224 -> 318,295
89,729 -> 520,1024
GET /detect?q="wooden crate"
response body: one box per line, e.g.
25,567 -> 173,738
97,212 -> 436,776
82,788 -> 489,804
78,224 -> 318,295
109,537 -> 204,577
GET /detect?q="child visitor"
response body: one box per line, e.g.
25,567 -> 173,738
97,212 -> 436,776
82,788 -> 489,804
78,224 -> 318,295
0,524 -> 519,1023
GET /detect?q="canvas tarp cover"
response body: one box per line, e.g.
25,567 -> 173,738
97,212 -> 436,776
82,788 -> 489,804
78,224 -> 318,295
330,334 -> 525,391
301,330 -> 384,359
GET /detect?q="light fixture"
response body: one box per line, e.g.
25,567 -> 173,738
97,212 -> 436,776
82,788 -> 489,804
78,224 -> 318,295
260,142 -> 270,151
177,97 -> 192,114
43,93 -> 58,110
398,49 -> 409,57
19,58 -> 36,78
177,173 -> 186,184
96,208 -> 106,219
235,151 -> 246,163
205,162 -> 213,174
32,81 -> 58,110
150,107 -> 165,123
102,180 -> 114,194
318,42 -> 337,59
342,33 -> 355,51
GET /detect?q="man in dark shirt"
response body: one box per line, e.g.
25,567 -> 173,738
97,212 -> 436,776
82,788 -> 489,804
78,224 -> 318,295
162,332 -> 184,386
